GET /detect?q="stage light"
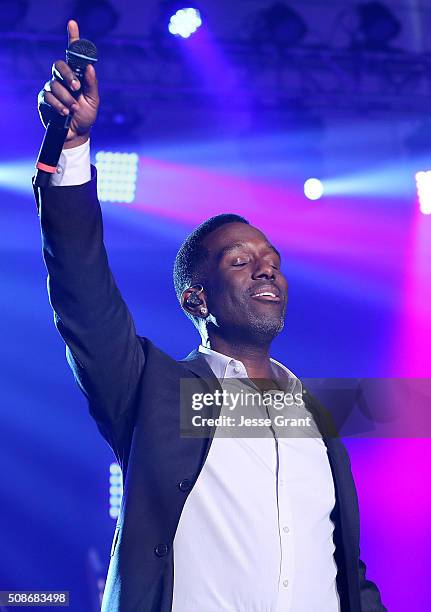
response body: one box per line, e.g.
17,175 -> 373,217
168,8 -> 202,38
109,463 -> 123,520
355,2 -> 401,49
304,178 -> 324,200
73,0 -> 119,37
415,172 -> 431,215
95,151 -> 139,204
252,2 -> 307,47
0,0 -> 28,31
0,161 -> 33,194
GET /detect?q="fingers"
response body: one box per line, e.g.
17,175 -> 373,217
67,20 -> 80,47
82,64 -> 99,100
45,60 -> 99,113
52,60 -> 81,91
50,79 -> 79,111
41,75 -> 79,117
43,90 -> 71,117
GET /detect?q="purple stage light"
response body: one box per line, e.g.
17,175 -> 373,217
415,171 -> 431,215
168,8 -> 202,38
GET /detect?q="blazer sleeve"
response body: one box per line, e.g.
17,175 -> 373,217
34,167 -> 145,465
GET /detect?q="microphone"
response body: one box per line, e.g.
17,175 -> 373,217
34,38 -> 98,187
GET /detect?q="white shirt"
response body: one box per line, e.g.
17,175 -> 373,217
172,346 -> 341,612
55,148 -> 341,611
50,140 -> 91,186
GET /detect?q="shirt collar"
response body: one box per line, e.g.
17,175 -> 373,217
198,345 -> 299,392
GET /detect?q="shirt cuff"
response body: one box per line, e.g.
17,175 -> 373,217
50,139 -> 91,186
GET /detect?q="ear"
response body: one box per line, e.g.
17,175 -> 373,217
181,286 -> 208,319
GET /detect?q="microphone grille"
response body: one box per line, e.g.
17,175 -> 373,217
67,39 -> 98,62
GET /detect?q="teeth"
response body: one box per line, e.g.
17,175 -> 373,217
253,292 -> 276,297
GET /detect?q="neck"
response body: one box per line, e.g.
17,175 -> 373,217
206,333 -> 273,379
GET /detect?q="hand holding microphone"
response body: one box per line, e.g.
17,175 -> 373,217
35,20 -> 100,186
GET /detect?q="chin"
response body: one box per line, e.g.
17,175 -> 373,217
248,315 -> 285,343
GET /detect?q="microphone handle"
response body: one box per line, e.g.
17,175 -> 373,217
34,64 -> 85,188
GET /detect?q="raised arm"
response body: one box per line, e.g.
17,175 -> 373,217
34,21 -> 145,466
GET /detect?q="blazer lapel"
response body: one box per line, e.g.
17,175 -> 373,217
179,349 -> 218,380
178,350 -> 224,466
304,391 -> 360,611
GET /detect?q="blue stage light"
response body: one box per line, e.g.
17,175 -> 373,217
0,161 -> 33,194
168,8 -> 202,38
304,178 -> 324,200
415,172 -> 431,215
95,151 -> 139,204
109,463 -> 123,519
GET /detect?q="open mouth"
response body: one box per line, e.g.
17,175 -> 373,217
250,290 -> 281,303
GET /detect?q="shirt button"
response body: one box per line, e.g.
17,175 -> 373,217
56,166 -> 63,174
154,543 -> 169,557
283,579 -> 289,588
178,478 -> 192,492
283,526 -> 290,533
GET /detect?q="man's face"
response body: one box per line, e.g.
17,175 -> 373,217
202,222 -> 288,344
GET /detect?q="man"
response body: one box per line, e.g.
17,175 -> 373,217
34,19 -> 386,612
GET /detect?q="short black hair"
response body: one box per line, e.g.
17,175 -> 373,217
173,213 -> 249,317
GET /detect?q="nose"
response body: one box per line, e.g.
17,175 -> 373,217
252,260 -> 276,280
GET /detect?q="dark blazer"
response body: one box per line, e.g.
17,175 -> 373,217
34,170 -> 387,612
